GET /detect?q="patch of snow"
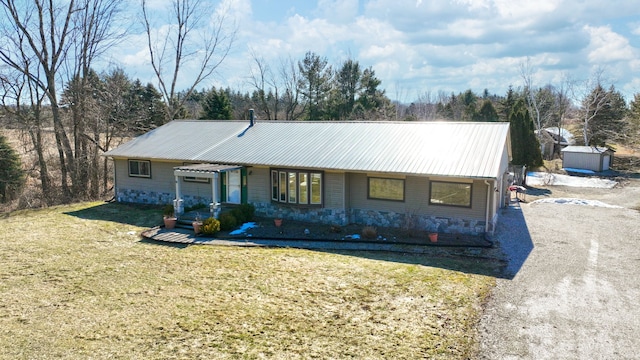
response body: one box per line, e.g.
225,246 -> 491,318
531,198 -> 622,208
230,222 -> 257,235
563,167 -> 595,174
526,172 -> 617,189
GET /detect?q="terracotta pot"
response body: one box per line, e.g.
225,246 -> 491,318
163,217 -> 177,229
274,218 -> 283,227
193,221 -> 202,234
428,233 -> 438,243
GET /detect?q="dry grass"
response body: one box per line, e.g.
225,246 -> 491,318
0,202 -> 495,359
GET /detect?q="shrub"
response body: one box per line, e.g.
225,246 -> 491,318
361,226 -> 377,239
239,203 -> 255,221
162,204 -> 175,218
231,203 -> 256,224
218,211 -> 237,231
231,207 -> 246,224
201,217 -> 221,235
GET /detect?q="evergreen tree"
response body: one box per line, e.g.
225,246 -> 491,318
628,93 -> 640,143
298,52 -> 332,120
476,100 -> 499,122
329,59 -> 361,120
200,87 -> 232,120
509,100 -> 543,167
0,134 -> 25,203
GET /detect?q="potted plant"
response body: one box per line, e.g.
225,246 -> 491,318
192,213 -> 203,235
428,223 -> 440,243
162,204 -> 177,229
274,216 -> 283,227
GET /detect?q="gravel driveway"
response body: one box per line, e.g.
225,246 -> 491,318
479,178 -> 640,359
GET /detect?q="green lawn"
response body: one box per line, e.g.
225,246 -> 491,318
0,202 -> 495,359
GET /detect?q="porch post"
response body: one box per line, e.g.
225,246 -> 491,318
174,175 -> 184,216
210,172 -> 221,218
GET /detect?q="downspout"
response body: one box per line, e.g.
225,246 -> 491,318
484,180 -> 493,235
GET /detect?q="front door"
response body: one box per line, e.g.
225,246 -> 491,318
226,169 -> 241,204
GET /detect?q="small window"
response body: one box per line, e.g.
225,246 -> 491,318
429,181 -> 472,207
288,172 -> 297,203
310,173 -> 322,205
183,163 -> 210,183
128,160 -> 150,178
279,172 -> 287,202
368,177 -> 405,201
271,171 -> 279,201
298,173 -> 308,204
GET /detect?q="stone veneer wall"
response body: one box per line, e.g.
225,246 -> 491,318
117,188 -> 211,208
254,202 -> 486,236
349,209 -> 486,235
253,202 -> 348,226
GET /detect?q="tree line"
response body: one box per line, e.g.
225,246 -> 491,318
1,0 -> 639,209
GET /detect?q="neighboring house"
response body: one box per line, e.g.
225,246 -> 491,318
535,127 -> 575,160
104,118 -> 512,235
562,146 -> 614,172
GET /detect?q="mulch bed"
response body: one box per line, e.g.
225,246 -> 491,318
215,217 -> 492,247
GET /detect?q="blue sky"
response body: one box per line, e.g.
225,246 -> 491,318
111,0 -> 640,103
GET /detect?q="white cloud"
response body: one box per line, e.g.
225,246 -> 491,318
585,25 -> 635,63
316,0 -> 359,24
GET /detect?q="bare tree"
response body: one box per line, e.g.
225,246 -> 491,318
278,56 -> 303,120
0,69 -> 53,202
520,58 -> 548,135
573,68 -> 611,145
142,0 -> 236,122
248,50 -> 279,120
0,0 -> 126,201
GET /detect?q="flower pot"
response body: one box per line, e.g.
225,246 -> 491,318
274,218 -> 283,227
163,217 -> 177,229
193,221 -> 203,235
428,232 -> 438,243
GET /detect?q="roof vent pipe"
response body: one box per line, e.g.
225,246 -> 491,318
249,109 -> 254,127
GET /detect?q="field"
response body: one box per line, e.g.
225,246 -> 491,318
0,202 -> 495,359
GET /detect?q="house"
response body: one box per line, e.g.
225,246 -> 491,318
535,127 -> 575,160
561,146 -> 614,172
103,118 -> 512,235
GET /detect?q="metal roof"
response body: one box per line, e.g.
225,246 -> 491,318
104,120 -> 511,179
561,146 -> 613,154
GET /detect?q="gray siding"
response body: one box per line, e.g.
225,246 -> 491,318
115,159 -> 176,195
324,172 -> 346,210
563,152 -> 609,171
347,172 -> 487,221
247,166 -> 271,203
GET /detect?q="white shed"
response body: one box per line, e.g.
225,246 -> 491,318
561,146 -> 614,172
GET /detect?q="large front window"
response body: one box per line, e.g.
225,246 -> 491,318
368,177 -> 405,201
429,181 -> 472,207
271,169 -> 322,205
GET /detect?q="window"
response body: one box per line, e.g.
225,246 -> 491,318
271,169 -> 322,205
429,181 -> 472,207
183,163 -> 210,183
128,160 -> 150,178
368,177 -> 405,201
